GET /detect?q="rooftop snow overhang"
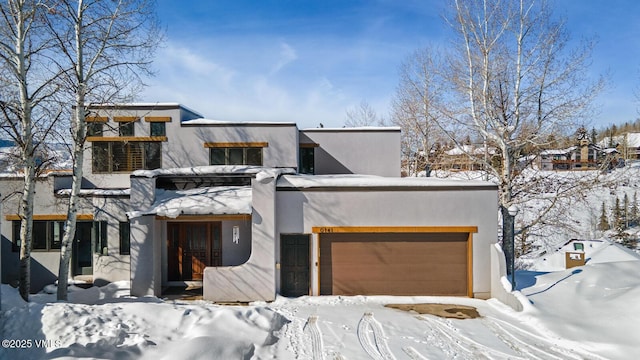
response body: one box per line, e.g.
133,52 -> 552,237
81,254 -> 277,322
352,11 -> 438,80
127,186 -> 252,219
131,165 -> 296,179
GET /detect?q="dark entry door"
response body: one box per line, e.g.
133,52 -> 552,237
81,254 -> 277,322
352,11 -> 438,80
168,222 -> 222,281
73,222 -> 94,276
280,234 -> 310,297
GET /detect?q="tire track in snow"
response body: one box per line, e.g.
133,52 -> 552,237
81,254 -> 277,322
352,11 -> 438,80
483,316 -> 608,360
418,315 -> 515,360
402,346 -> 429,360
357,312 -> 397,360
358,312 -> 384,360
304,315 -> 325,360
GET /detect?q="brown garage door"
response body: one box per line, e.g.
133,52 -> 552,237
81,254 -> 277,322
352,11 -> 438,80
319,232 -> 470,296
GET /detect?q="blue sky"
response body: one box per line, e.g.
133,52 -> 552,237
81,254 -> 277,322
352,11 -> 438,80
142,0 -> 640,129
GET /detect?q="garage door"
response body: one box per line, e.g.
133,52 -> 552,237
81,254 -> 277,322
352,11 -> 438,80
319,232 -> 470,296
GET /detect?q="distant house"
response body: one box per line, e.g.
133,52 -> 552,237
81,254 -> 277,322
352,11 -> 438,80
598,132 -> 640,160
436,144 -> 497,171
1,103 -> 499,302
537,144 -> 608,171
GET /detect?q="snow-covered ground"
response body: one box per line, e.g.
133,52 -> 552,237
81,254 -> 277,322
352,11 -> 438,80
3,166 -> 640,359
2,254 -> 639,360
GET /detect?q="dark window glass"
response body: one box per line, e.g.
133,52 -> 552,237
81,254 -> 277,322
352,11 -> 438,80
92,142 -> 110,173
144,142 -> 162,169
228,148 -> 244,165
50,221 -> 64,249
32,221 -> 48,250
150,122 -> 166,136
246,148 -> 262,165
93,221 -> 108,254
12,221 -> 20,252
210,148 -> 225,165
299,147 -> 315,174
119,121 -> 135,136
87,122 -> 103,136
119,222 -> 131,255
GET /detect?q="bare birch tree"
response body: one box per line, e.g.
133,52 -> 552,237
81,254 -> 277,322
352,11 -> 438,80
43,0 -> 161,300
447,0 -> 603,265
391,48 -> 449,176
0,0 -> 62,301
344,100 -> 383,127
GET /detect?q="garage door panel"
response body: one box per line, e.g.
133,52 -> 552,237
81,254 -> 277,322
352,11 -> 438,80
319,232 -> 469,296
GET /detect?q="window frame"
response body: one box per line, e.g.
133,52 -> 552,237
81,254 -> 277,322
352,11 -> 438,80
150,122 -> 166,137
209,147 -> 263,166
119,121 -> 135,136
87,122 -> 104,137
119,222 -> 131,255
299,147 -> 315,174
92,141 -> 162,173
11,220 -> 103,253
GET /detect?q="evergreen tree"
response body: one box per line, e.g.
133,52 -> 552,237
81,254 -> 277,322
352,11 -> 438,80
624,193 -> 630,228
613,197 -> 630,245
630,192 -> 639,227
598,201 -> 609,231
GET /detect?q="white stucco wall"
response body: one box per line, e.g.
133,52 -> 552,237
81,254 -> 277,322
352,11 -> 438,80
274,178 -> 498,297
300,128 -> 401,177
202,177 -> 278,302
169,123 -> 299,169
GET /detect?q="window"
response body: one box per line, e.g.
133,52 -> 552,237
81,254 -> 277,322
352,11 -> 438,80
299,147 -> 315,174
92,141 -> 161,173
150,122 -> 166,136
119,121 -> 135,136
25,221 -> 64,251
119,222 -> 131,255
87,122 -> 103,136
209,147 -> 263,166
93,221 -> 108,254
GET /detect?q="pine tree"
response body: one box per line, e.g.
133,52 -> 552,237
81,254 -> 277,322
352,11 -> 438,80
624,193 -> 630,228
598,201 -> 609,231
613,197 -> 630,245
630,192 -> 639,227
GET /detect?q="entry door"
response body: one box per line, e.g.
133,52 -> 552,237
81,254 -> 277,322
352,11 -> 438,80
168,222 -> 222,281
280,234 -> 310,297
73,222 -> 94,276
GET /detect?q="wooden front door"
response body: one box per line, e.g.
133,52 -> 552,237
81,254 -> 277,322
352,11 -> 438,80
168,222 -> 222,281
280,234 -> 310,297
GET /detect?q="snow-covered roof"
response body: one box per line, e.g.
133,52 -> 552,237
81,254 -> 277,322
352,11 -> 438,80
599,133 -> 640,148
132,165 -> 296,179
128,186 -> 252,219
56,189 -> 130,197
444,145 -> 496,156
539,147 -> 576,156
301,126 -> 401,131
181,118 -> 296,126
277,174 -> 497,189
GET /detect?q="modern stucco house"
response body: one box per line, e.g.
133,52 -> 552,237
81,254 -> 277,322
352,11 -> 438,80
1,103 -> 498,301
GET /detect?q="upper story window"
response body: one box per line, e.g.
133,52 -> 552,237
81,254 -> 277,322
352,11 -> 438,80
87,122 -> 103,137
299,146 -> 315,174
145,116 -> 171,137
210,147 -> 262,166
150,122 -> 166,136
92,141 -> 161,173
114,116 -> 139,137
205,142 -> 267,166
119,122 -> 135,136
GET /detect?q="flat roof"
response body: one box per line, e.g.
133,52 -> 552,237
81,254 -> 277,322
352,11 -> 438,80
277,174 -> 498,191
181,118 -> 297,126
301,126 -> 401,132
